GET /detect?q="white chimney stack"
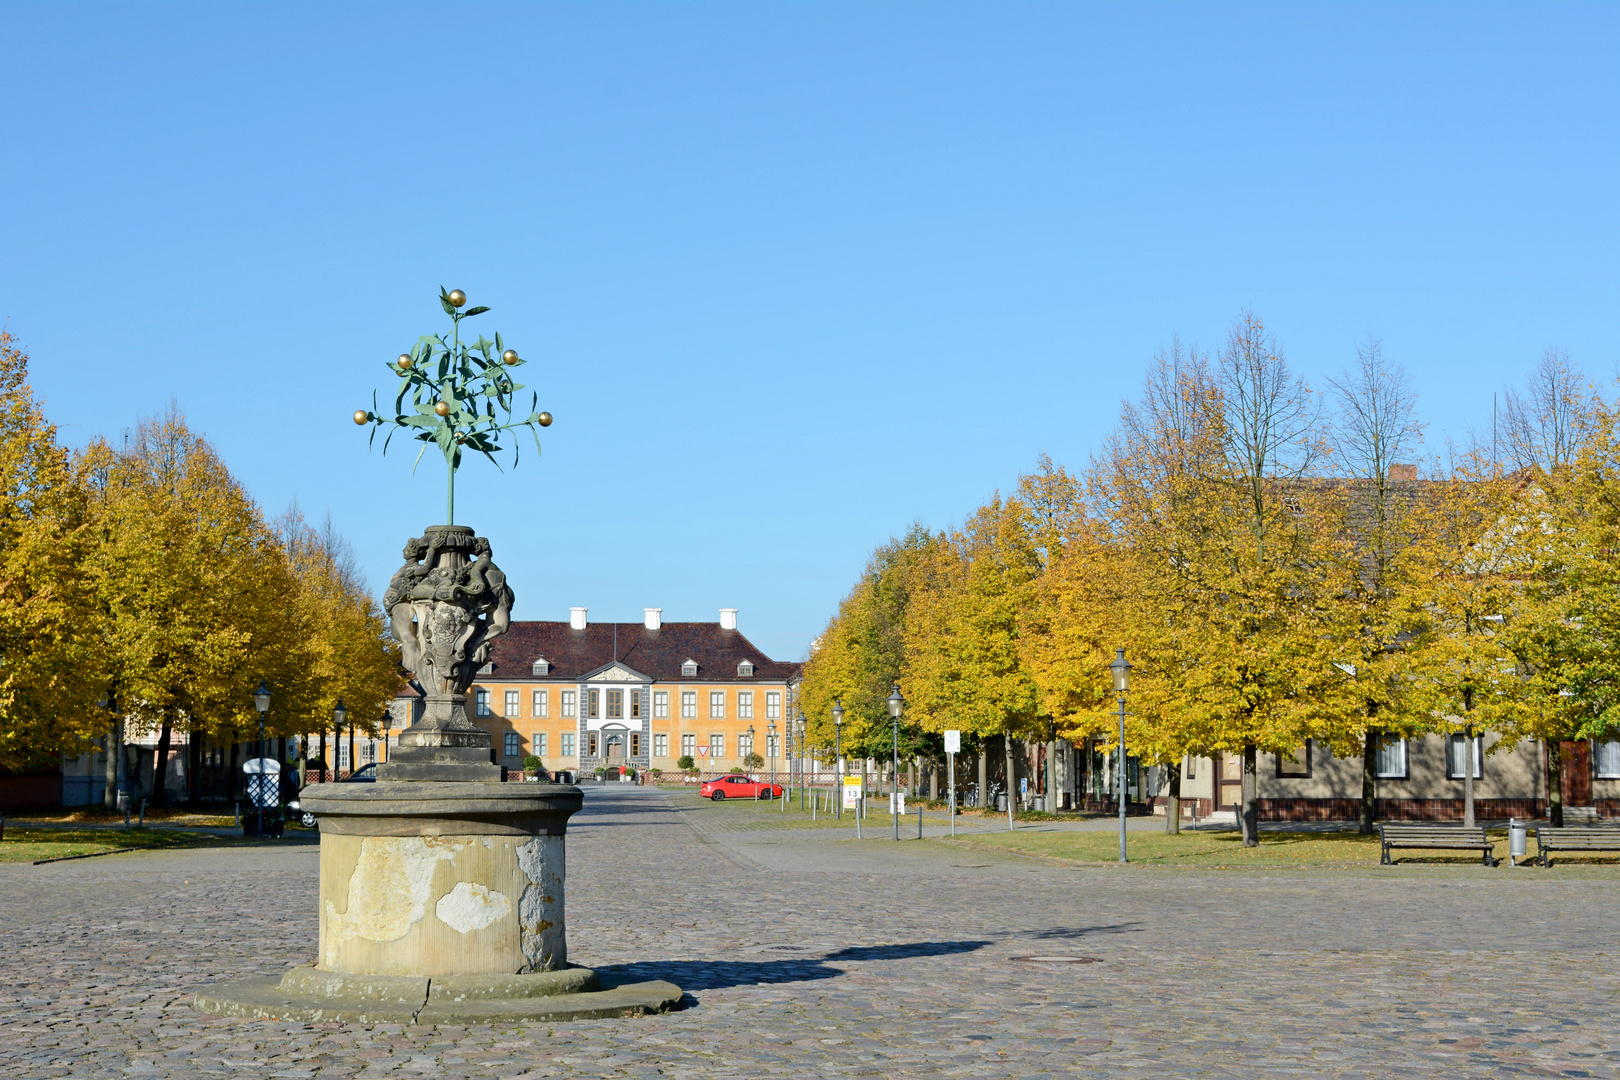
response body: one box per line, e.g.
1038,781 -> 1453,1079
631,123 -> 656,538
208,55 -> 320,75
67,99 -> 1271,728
644,608 -> 662,630
570,606 -> 588,630
719,608 -> 738,631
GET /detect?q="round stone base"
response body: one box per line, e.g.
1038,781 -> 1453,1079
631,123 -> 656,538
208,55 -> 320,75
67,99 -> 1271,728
194,964 -> 683,1024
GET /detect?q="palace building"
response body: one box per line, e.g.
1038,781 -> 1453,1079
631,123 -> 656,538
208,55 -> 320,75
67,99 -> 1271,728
452,607 -> 801,777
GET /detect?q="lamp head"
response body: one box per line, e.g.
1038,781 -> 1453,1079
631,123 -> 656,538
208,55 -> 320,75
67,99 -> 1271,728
253,680 -> 272,714
333,698 -> 348,727
887,683 -> 904,719
832,697 -> 844,727
1109,648 -> 1132,693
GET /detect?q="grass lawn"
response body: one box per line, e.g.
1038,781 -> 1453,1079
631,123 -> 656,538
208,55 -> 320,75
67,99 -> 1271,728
949,828 -> 1390,867
0,827 -> 220,863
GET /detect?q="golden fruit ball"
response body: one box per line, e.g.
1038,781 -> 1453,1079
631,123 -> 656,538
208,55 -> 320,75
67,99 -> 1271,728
501,349 -> 519,364
398,353 -> 413,369
537,411 -> 553,427
447,289 -> 467,307
434,401 -> 451,417
353,410 -> 370,425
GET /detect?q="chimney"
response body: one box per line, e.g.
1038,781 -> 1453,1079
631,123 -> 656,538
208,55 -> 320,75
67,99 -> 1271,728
569,607 -> 588,630
644,608 -> 662,631
1388,463 -> 1417,481
719,608 -> 738,631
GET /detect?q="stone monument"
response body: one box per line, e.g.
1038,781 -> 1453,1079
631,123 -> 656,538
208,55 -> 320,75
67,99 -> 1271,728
195,290 -> 681,1023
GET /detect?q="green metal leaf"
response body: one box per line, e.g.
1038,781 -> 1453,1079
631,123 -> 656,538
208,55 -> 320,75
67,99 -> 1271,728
462,306 -> 490,317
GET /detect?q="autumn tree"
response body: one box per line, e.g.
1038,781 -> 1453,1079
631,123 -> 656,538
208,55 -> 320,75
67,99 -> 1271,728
0,330 -> 102,771
1325,336 -> 1431,833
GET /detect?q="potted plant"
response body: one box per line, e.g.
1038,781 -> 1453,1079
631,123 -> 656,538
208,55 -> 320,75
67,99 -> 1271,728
521,754 -> 544,782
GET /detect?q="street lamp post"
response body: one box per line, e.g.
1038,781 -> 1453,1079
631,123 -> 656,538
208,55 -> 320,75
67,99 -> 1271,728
381,710 -> 392,764
1109,649 -> 1131,864
767,719 -> 777,793
888,684 -> 904,842
797,710 -> 807,810
832,698 -> 844,820
333,699 -> 348,779
746,724 -> 755,780
253,680 -> 272,837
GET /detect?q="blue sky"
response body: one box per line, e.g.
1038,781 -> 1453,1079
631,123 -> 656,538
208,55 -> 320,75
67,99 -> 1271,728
3,3 -> 1616,661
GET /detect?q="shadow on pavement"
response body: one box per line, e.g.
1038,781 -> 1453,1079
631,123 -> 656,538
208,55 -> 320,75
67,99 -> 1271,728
592,939 -> 992,996
1032,923 -> 1143,940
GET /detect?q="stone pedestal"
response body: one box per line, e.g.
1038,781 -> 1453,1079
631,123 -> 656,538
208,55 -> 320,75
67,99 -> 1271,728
192,781 -> 682,1022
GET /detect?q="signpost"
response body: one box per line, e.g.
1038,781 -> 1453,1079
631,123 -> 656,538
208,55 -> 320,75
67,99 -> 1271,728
944,729 -> 960,837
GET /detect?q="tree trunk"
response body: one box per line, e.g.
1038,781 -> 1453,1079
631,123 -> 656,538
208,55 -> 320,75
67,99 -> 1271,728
187,732 -> 203,807
151,714 -> 173,809
978,747 -> 988,809
929,759 -> 938,801
1462,727 -> 1476,829
1166,763 -> 1181,835
1360,729 -> 1378,835
318,728 -> 328,782
1240,743 -> 1258,847
1003,734 -> 1017,829
103,717 -> 123,809
1046,737 -> 1057,813
1547,738 -> 1563,827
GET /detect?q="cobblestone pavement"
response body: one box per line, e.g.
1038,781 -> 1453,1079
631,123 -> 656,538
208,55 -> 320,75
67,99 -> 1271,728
2,784 -> 1618,1078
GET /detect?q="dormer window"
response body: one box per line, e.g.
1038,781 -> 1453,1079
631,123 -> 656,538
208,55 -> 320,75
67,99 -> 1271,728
477,662 -> 494,675
532,657 -> 550,677
681,658 -> 698,678
737,660 -> 754,677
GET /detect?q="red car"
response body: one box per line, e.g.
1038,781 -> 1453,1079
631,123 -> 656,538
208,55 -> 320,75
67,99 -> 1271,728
700,774 -> 784,801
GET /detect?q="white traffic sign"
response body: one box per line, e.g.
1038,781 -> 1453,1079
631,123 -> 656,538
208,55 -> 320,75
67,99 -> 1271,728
944,729 -> 960,754
842,775 -> 863,809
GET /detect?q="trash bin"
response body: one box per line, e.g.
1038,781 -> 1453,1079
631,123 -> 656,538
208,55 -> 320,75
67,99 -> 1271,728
995,793 -> 1008,812
1509,818 -> 1528,865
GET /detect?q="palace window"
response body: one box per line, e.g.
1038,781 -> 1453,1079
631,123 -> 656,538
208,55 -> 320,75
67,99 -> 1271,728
630,733 -> 642,758
588,689 -> 600,719
561,691 -> 576,718
606,689 -> 623,719
681,692 -> 697,719
475,690 -> 491,717
738,691 -> 753,719
1375,738 -> 1408,779
1598,740 -> 1620,780
361,740 -> 377,764
533,657 -> 550,676
710,734 -> 725,759
738,730 -> 754,758
654,691 -> 669,718
588,732 -> 599,757
1183,754 -> 1196,780
738,660 -> 754,677
561,732 -> 575,757
631,690 -> 642,719
766,692 -> 781,719
1446,734 -> 1483,779
504,732 -> 521,759
681,659 -> 698,677
534,690 -> 548,718
710,691 -> 726,719
654,734 -> 669,758
534,733 -> 547,758
767,734 -> 779,759
504,691 -> 520,719
681,733 -> 696,758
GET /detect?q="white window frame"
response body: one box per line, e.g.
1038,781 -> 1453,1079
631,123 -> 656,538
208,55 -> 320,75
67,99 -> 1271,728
738,691 -> 753,719
710,691 -> 726,719
1446,734 -> 1483,780
504,690 -> 520,719
533,732 -> 547,758
737,660 -> 754,677
654,733 -> 669,758
681,733 -> 696,758
562,691 -> 577,718
654,691 -> 669,718
533,690 -> 548,718
681,659 -> 698,677
766,692 -> 781,719
739,731 -> 754,757
560,732 -> 576,757
710,734 -> 725,759
1374,738 -> 1408,780
767,734 -> 779,759
681,691 -> 697,719
1595,739 -> 1620,780
475,689 -> 491,717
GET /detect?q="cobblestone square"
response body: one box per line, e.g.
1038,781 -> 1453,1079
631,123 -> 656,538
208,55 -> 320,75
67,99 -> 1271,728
2,785 -> 1617,1078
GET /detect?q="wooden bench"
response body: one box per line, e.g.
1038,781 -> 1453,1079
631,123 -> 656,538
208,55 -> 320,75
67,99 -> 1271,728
1534,823 -> 1620,867
1378,823 -> 1496,866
